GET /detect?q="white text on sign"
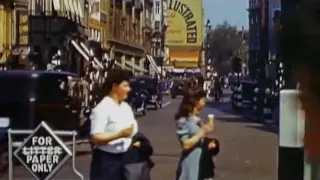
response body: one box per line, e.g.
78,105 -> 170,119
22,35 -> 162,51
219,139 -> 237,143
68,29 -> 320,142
22,136 -> 63,173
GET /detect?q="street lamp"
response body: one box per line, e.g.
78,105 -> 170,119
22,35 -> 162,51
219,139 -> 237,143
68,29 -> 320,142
204,19 -> 211,77
160,1 -> 167,80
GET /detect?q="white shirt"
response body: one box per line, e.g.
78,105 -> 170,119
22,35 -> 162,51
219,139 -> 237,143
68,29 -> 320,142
90,96 -> 138,153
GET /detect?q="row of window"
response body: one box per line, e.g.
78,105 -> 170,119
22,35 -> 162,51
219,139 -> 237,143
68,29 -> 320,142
249,0 -> 260,9
109,9 -> 141,45
250,15 -> 260,24
155,2 -> 160,15
29,0 -> 84,18
154,0 -> 168,15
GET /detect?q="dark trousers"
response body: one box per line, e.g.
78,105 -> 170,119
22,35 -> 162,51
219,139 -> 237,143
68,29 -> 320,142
90,149 -> 130,180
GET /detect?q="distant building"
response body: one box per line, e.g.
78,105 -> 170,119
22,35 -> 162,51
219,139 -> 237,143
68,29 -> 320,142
108,0 -> 152,75
149,0 -> 168,76
0,1 -> 15,65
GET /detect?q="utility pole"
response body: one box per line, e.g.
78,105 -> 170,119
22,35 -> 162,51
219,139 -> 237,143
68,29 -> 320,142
257,0 -> 268,122
160,0 -> 166,79
204,19 -> 211,77
277,1 -> 304,180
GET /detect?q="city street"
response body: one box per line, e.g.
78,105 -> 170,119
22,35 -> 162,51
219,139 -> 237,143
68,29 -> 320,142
2,92 -> 277,180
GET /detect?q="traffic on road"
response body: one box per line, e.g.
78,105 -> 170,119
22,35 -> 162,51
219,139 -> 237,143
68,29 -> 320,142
0,69 -> 277,180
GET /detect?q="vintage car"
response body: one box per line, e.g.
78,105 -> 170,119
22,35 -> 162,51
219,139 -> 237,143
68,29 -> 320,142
170,79 -> 187,99
0,70 -> 88,171
134,76 -> 163,109
126,78 -> 148,115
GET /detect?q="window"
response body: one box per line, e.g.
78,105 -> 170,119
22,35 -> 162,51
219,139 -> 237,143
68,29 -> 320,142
155,21 -> 160,30
155,2 -> 160,14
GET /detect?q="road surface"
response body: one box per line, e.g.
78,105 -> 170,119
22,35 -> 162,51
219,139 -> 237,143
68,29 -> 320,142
1,93 -> 277,180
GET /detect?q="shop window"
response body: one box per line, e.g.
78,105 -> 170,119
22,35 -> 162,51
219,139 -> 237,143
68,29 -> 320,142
155,2 -> 160,15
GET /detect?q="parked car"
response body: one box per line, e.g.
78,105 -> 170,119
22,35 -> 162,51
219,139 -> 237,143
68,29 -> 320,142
0,70 -> 88,172
134,76 -> 163,109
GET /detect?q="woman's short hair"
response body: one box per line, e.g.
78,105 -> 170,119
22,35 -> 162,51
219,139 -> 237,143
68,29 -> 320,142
103,68 -> 132,94
174,88 -> 206,120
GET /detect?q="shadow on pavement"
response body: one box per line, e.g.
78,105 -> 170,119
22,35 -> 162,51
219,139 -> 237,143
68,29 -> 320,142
245,124 -> 279,134
205,89 -> 278,134
206,89 -> 236,115
153,153 -> 180,158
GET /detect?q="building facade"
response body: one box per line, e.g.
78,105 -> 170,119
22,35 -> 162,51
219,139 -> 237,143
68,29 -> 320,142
165,0 -> 204,71
0,1 -> 14,66
108,0 -> 152,75
1,0 -> 155,76
150,0 -> 167,76
7,0 -> 90,75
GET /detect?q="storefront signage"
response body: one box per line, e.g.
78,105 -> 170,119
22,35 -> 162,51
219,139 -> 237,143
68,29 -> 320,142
166,0 -> 203,46
11,46 -> 31,56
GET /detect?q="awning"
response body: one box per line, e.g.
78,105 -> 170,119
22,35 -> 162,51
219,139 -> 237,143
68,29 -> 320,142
77,0 -> 84,18
73,0 -> 80,17
53,0 -> 61,11
71,40 -> 89,60
171,68 -> 185,73
169,48 -> 201,62
125,61 -> 148,73
80,42 -> 103,68
68,0 -> 76,15
146,55 -> 159,72
63,0 -> 70,12
173,61 -> 199,68
114,61 -> 121,67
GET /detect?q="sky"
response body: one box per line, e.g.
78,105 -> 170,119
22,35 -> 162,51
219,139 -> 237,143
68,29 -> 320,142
203,0 -> 249,30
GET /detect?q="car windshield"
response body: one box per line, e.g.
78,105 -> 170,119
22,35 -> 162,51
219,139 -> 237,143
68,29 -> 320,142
36,75 -> 70,103
0,76 -> 31,102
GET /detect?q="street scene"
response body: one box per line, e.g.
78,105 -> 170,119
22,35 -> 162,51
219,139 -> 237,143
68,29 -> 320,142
0,0 -> 318,180
1,91 -> 277,180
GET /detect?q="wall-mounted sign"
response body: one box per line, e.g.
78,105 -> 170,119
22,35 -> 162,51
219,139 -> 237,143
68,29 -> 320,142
166,0 -> 203,46
17,11 -> 29,45
11,46 -> 31,56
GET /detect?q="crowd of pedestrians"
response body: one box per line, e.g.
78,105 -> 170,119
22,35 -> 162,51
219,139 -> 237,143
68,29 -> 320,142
89,68 -> 220,180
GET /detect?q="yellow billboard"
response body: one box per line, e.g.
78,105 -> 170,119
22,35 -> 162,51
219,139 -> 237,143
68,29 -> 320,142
166,0 -> 203,47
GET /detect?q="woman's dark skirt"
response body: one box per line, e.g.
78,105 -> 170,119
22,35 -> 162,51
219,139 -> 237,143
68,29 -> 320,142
90,149 -> 127,180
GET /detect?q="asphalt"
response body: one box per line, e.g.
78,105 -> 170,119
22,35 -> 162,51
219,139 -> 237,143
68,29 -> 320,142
1,92 -> 278,180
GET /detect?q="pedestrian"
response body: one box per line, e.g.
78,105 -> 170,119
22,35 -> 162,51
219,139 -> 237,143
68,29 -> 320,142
174,88 -> 219,180
214,77 -> 222,101
89,69 -> 141,180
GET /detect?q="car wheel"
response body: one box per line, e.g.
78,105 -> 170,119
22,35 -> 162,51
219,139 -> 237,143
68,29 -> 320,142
142,107 -> 147,115
154,102 -> 158,110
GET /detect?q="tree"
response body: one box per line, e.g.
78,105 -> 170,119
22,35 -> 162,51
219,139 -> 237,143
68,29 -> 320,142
207,21 -> 246,75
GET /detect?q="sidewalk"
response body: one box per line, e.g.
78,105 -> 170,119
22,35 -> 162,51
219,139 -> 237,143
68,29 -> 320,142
206,89 -> 277,125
